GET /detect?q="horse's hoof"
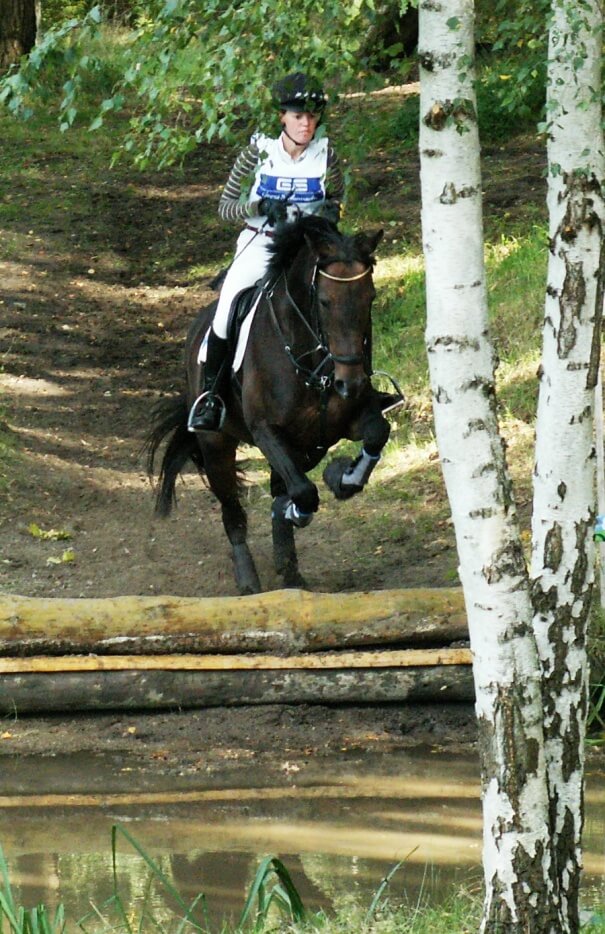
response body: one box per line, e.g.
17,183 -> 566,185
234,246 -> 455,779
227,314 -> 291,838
282,568 -> 307,589
323,456 -> 362,500
238,582 -> 260,595
272,495 -> 314,527
232,544 -> 261,594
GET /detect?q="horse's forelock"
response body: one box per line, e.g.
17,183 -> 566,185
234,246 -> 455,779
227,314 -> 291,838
267,216 -> 374,277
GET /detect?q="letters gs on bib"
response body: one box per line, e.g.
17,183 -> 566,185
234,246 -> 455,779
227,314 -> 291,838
256,174 -> 324,203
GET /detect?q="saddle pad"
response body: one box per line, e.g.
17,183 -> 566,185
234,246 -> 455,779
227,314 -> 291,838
197,290 -> 263,372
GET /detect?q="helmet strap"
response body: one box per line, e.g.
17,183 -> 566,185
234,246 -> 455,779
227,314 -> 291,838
280,125 -> 314,149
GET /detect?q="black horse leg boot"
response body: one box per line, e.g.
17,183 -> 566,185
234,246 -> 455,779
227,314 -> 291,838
187,331 -> 229,432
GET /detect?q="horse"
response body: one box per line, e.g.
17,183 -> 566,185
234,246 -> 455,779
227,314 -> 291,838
146,214 -> 392,595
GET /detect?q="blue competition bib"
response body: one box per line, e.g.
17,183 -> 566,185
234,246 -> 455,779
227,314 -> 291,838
256,174 -> 323,203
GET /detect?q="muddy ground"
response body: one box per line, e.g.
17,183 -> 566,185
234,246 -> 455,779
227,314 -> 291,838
0,121 -> 547,766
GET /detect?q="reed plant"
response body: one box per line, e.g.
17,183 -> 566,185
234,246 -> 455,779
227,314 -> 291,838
0,846 -> 65,933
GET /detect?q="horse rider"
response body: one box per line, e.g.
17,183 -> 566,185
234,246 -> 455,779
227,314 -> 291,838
188,71 -> 345,432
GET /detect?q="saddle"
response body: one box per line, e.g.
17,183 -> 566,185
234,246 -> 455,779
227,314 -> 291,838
225,284 -> 262,352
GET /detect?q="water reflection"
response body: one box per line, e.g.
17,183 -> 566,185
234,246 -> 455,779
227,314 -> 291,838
1,750 -> 603,927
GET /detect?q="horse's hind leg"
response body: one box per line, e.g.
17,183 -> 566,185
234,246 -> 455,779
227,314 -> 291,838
201,435 -> 261,595
270,468 -> 306,589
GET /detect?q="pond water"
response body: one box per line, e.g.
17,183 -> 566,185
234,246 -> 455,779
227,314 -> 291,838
1,748 -> 603,927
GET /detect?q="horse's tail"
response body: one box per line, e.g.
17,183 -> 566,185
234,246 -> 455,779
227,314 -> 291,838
145,394 -> 205,517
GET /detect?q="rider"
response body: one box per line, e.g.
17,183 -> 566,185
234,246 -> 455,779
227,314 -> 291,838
188,71 -> 345,432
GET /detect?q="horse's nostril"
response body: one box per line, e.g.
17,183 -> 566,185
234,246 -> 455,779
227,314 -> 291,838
334,373 -> 369,400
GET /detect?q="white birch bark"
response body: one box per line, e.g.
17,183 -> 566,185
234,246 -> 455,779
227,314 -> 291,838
418,2 -> 561,930
531,1 -> 605,928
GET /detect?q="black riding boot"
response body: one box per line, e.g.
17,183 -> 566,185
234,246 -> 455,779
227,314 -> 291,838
187,331 -> 229,432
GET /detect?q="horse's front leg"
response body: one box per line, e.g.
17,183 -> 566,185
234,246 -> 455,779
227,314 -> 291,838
252,423 -> 319,527
323,399 -> 390,500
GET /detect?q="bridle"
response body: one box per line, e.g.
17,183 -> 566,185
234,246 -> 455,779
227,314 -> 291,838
265,261 -> 373,391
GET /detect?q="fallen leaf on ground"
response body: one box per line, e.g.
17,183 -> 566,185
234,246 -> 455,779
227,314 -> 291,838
47,548 -> 76,565
28,522 -> 72,541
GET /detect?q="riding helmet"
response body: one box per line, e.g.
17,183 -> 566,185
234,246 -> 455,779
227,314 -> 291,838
271,72 -> 328,114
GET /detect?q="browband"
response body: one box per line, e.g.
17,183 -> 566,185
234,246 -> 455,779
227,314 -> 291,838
318,267 -> 372,282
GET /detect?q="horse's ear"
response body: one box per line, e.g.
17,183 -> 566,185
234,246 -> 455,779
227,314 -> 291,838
355,229 -> 384,257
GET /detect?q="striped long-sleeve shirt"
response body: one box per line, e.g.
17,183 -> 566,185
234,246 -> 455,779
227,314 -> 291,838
218,133 -> 345,224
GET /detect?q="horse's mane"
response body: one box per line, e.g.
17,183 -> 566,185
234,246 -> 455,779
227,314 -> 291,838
267,215 -> 374,278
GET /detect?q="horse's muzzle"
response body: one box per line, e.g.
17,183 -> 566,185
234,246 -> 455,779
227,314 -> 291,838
334,371 -> 369,401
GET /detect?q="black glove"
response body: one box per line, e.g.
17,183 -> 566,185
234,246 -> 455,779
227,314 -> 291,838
258,197 -> 289,226
317,199 -> 340,224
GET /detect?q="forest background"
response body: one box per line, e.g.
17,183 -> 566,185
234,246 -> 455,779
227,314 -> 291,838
0,1 -> 604,931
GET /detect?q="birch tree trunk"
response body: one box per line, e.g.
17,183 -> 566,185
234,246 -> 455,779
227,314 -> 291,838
531,1 -> 605,929
418,1 -> 561,930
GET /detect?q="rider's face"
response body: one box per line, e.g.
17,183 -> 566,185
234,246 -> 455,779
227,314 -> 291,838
280,110 -> 320,146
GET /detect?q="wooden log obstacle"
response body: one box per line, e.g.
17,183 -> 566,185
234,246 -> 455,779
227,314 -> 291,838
0,588 -> 473,713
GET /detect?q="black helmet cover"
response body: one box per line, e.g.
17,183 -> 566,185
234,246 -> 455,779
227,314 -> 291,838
271,72 -> 327,113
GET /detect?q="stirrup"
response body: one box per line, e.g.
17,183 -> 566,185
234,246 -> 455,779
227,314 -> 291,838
372,371 -> 406,414
187,391 -> 226,432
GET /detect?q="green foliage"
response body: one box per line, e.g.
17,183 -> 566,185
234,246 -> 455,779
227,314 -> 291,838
41,1 -> 144,29
0,0 -> 389,169
476,0 -> 548,123
0,6 -> 106,124
41,1 -> 98,29
475,71 -> 542,141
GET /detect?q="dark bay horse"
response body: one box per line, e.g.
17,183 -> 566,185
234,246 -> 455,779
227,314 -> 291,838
146,215 -> 391,594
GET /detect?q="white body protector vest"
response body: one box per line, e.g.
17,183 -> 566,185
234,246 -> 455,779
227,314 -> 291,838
245,132 -> 329,226
208,133 -> 329,345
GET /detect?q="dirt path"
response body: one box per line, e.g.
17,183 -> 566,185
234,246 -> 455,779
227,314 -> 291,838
0,222 -> 426,599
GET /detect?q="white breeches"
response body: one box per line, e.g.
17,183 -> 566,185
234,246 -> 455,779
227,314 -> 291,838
212,227 -> 272,339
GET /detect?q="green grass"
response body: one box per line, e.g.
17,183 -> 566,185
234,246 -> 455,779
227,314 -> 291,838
367,225 -> 548,445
